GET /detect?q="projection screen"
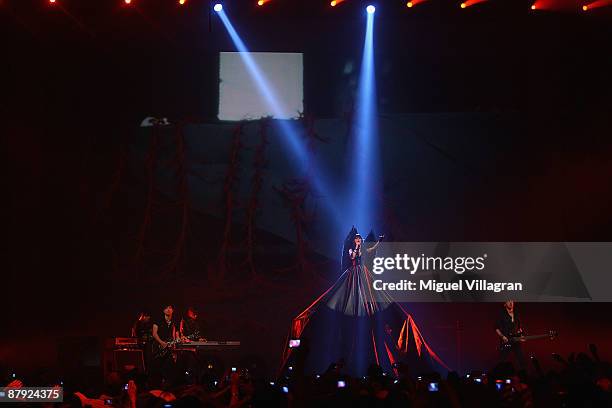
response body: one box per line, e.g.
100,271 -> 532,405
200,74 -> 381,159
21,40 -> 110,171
218,52 -> 304,121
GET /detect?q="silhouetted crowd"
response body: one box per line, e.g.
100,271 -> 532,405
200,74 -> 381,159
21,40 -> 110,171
3,343 -> 610,407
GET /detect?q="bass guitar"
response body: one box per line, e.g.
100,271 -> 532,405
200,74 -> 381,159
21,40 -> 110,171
500,330 -> 557,351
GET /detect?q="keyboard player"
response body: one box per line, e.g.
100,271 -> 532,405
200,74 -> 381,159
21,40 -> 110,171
180,306 -> 206,342
178,306 -> 205,383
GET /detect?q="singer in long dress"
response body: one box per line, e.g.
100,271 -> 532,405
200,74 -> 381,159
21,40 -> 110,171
326,233 -> 385,316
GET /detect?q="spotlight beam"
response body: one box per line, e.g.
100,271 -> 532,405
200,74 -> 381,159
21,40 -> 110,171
582,0 -> 612,10
215,9 -> 344,229
406,0 -> 428,8
461,0 -> 488,7
351,8 -> 379,233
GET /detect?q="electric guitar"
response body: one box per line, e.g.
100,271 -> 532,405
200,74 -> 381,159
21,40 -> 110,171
500,330 -> 558,351
152,333 -> 200,359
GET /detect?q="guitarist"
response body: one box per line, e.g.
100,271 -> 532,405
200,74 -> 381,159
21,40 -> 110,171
495,300 -> 527,370
150,304 -> 179,387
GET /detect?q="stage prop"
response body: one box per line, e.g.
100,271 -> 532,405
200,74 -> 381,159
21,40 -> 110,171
281,227 -> 449,377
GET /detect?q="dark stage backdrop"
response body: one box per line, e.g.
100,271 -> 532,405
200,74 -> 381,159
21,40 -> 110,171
120,113 -> 612,256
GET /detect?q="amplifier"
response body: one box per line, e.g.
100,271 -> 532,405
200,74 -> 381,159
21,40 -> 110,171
103,349 -> 145,378
114,337 -> 139,347
105,337 -> 139,350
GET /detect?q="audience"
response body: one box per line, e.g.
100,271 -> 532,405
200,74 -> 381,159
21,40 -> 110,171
3,343 -> 610,407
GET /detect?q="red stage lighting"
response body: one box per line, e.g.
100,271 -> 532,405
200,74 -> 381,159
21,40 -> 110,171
406,0 -> 427,7
179,0 -> 186,5
124,0 -> 131,4
331,0 -> 346,6
257,0 -> 268,5
530,0 -> 588,11
581,0 -> 612,10
461,0 -> 488,7
49,0 -> 56,3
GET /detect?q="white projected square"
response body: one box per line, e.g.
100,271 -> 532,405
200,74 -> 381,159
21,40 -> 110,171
219,52 -> 303,121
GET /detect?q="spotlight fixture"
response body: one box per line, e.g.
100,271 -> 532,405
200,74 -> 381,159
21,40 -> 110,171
407,1 -> 413,7
366,4 -> 375,13
125,0 -> 131,4
530,4 -> 536,9
179,0 -> 185,4
49,0 -> 56,3
213,2 -> 223,12
257,0 -> 264,5
580,0 -> 612,11
459,0 -> 489,8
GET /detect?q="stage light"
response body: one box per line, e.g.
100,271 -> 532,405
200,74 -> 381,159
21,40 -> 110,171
214,7 -> 344,231
49,0 -> 56,3
530,4 -> 536,9
213,3 -> 223,12
351,1 -> 380,233
331,0 -> 346,6
124,0 -> 131,4
179,0 -> 186,5
366,4 -> 375,13
406,0 -> 427,7
580,0 -> 612,11
461,0 -> 488,7
257,0 -> 270,5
